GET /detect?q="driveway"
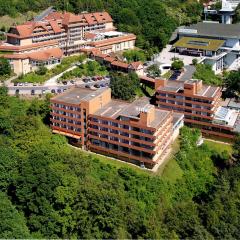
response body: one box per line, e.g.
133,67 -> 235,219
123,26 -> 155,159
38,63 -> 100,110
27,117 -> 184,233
44,59 -> 88,86
179,65 -> 196,81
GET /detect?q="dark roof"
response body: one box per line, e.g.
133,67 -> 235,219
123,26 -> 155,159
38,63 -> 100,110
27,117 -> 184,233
184,22 -> 240,39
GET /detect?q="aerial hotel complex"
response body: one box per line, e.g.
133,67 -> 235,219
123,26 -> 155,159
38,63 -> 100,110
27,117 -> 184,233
155,78 -> 240,139
0,7 -> 136,75
50,87 -> 184,168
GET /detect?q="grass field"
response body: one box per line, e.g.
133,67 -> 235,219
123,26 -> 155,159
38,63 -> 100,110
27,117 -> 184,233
204,139 -> 233,154
69,145 -> 151,176
155,138 -> 183,182
161,159 -> 183,183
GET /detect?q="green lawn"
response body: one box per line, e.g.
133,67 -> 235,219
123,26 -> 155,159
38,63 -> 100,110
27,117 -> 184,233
154,138 -> 183,183
14,55 -> 86,84
204,139 -> 232,154
69,145 -> 151,176
161,159 -> 183,183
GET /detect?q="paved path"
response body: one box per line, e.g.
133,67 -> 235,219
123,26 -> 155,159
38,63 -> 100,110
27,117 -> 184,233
44,65 -> 77,86
0,75 -> 18,86
44,59 -> 89,86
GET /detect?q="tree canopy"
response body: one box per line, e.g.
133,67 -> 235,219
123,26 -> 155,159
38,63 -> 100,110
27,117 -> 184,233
0,57 -> 11,76
224,70 -> 240,97
110,72 -> 140,101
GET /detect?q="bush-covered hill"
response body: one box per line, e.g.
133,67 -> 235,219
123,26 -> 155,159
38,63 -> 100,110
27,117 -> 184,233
0,0 -> 202,53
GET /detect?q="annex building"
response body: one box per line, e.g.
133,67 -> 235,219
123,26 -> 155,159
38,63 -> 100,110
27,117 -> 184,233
0,7 -> 136,75
173,21 -> 240,73
155,78 -> 240,139
50,87 -> 184,168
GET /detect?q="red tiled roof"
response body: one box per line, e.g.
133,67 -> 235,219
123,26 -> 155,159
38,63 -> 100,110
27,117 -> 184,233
4,53 -> 28,59
44,12 -> 64,21
6,11 -> 113,39
62,12 -> 82,25
4,47 -> 63,61
100,45 -> 113,50
49,20 -> 62,34
0,40 -> 58,52
84,32 -> 97,40
90,34 -> 136,47
9,22 -> 50,39
128,61 -> 143,70
27,47 -> 63,61
139,75 -> 155,83
96,53 -> 109,58
104,56 -> 116,63
83,12 -> 112,25
111,60 -> 129,68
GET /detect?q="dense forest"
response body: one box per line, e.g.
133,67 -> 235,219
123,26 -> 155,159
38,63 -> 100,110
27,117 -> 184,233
0,0 -> 203,53
0,87 -> 240,238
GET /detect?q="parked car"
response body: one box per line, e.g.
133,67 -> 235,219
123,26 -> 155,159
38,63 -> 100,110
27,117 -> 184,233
57,89 -> 62,93
13,82 -> 18,86
62,81 -> 68,85
19,83 -> 23,86
70,80 -> 75,84
24,82 -> 28,86
51,89 -> 56,94
85,85 -> 90,88
33,83 -> 37,86
94,84 -> 100,88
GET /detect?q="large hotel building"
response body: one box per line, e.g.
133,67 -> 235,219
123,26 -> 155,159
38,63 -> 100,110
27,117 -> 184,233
50,87 -> 184,168
0,7 -> 136,75
155,78 -> 240,139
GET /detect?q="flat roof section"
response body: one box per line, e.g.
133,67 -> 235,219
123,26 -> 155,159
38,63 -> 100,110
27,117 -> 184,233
94,100 -> 130,119
51,87 -> 107,105
95,97 -> 170,128
158,80 -> 220,98
174,37 -> 225,51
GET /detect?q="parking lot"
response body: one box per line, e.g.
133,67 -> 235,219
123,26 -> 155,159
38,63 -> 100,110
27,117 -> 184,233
8,75 -> 111,96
